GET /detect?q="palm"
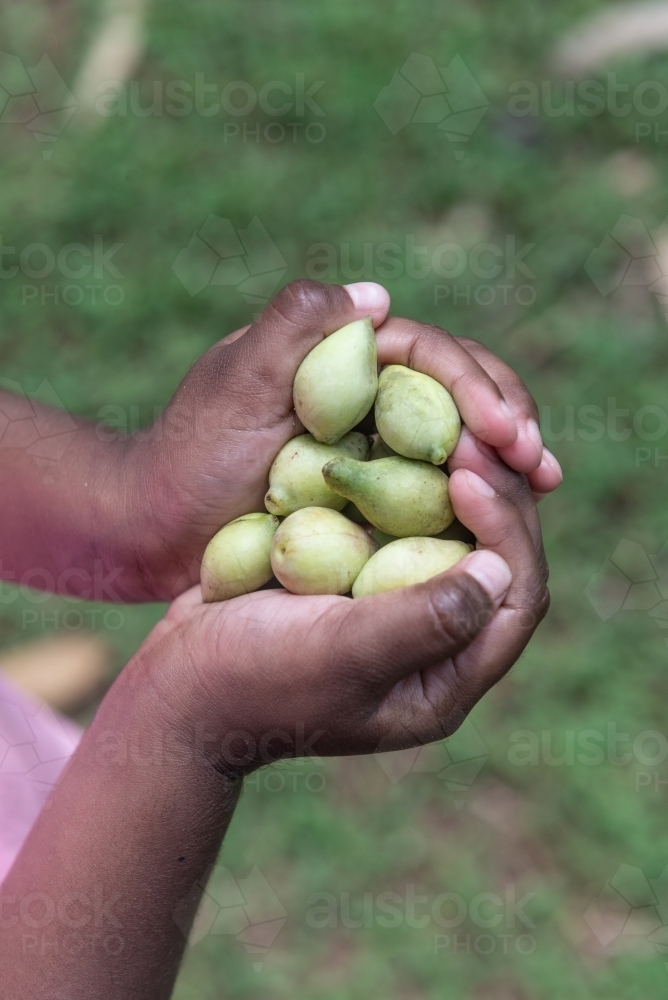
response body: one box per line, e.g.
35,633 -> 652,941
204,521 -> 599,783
169,586 -> 488,762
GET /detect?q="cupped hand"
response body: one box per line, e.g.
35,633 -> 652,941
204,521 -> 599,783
128,279 -> 559,600
138,454 -> 548,769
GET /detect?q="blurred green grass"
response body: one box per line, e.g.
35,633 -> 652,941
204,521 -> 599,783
2,0 -> 668,996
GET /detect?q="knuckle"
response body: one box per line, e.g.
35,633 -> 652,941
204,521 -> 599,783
405,325 -> 450,369
273,278 -> 334,322
515,583 -> 551,633
535,584 -> 551,623
428,577 -> 492,649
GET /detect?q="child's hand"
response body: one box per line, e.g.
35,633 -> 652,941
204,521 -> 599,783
138,453 -> 547,767
131,280 -> 560,599
0,375 -> 550,1000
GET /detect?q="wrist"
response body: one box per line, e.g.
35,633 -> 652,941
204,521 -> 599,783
94,623 -> 245,791
102,432 -> 202,602
121,614 -> 251,780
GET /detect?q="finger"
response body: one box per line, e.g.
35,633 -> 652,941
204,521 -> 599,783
227,279 -> 390,400
448,468 -> 546,602
339,548 -> 511,693
439,468 -> 549,690
375,317 -> 517,449
373,468 -> 549,745
455,337 -> 562,487
449,426 -> 544,560
526,447 -> 563,494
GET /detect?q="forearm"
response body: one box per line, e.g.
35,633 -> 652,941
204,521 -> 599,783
0,633 -> 241,999
0,390 -> 169,602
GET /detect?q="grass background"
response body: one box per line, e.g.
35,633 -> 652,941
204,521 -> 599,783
1,0 -> 668,996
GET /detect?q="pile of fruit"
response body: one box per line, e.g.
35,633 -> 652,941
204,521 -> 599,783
201,318 -> 476,602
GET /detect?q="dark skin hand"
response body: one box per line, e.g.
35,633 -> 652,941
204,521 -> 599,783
0,450 -> 549,999
0,280 -> 561,602
0,279 -> 556,997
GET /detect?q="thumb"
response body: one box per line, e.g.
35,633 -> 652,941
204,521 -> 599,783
339,549 -> 512,690
226,279 -> 390,395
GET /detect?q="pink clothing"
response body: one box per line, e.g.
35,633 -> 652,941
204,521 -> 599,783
0,674 -> 81,883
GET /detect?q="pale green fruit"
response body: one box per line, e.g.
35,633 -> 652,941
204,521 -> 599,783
293,317 -> 378,444
265,432 -> 369,516
352,538 -> 473,598
369,433 -> 397,461
271,507 -> 376,595
201,513 -> 280,602
322,456 -> 454,538
375,365 -> 461,464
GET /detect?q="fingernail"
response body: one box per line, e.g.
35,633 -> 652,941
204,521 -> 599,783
541,447 -> 563,482
524,418 -> 543,454
464,470 -> 497,498
344,282 -> 390,314
461,550 -> 512,603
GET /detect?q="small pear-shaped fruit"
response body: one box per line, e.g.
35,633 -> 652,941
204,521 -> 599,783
265,432 -> 369,516
271,507 -> 376,595
369,433 -> 397,461
375,365 -> 461,464
352,537 -> 472,598
201,513 -> 280,602
293,317 -> 378,444
322,456 -> 454,537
